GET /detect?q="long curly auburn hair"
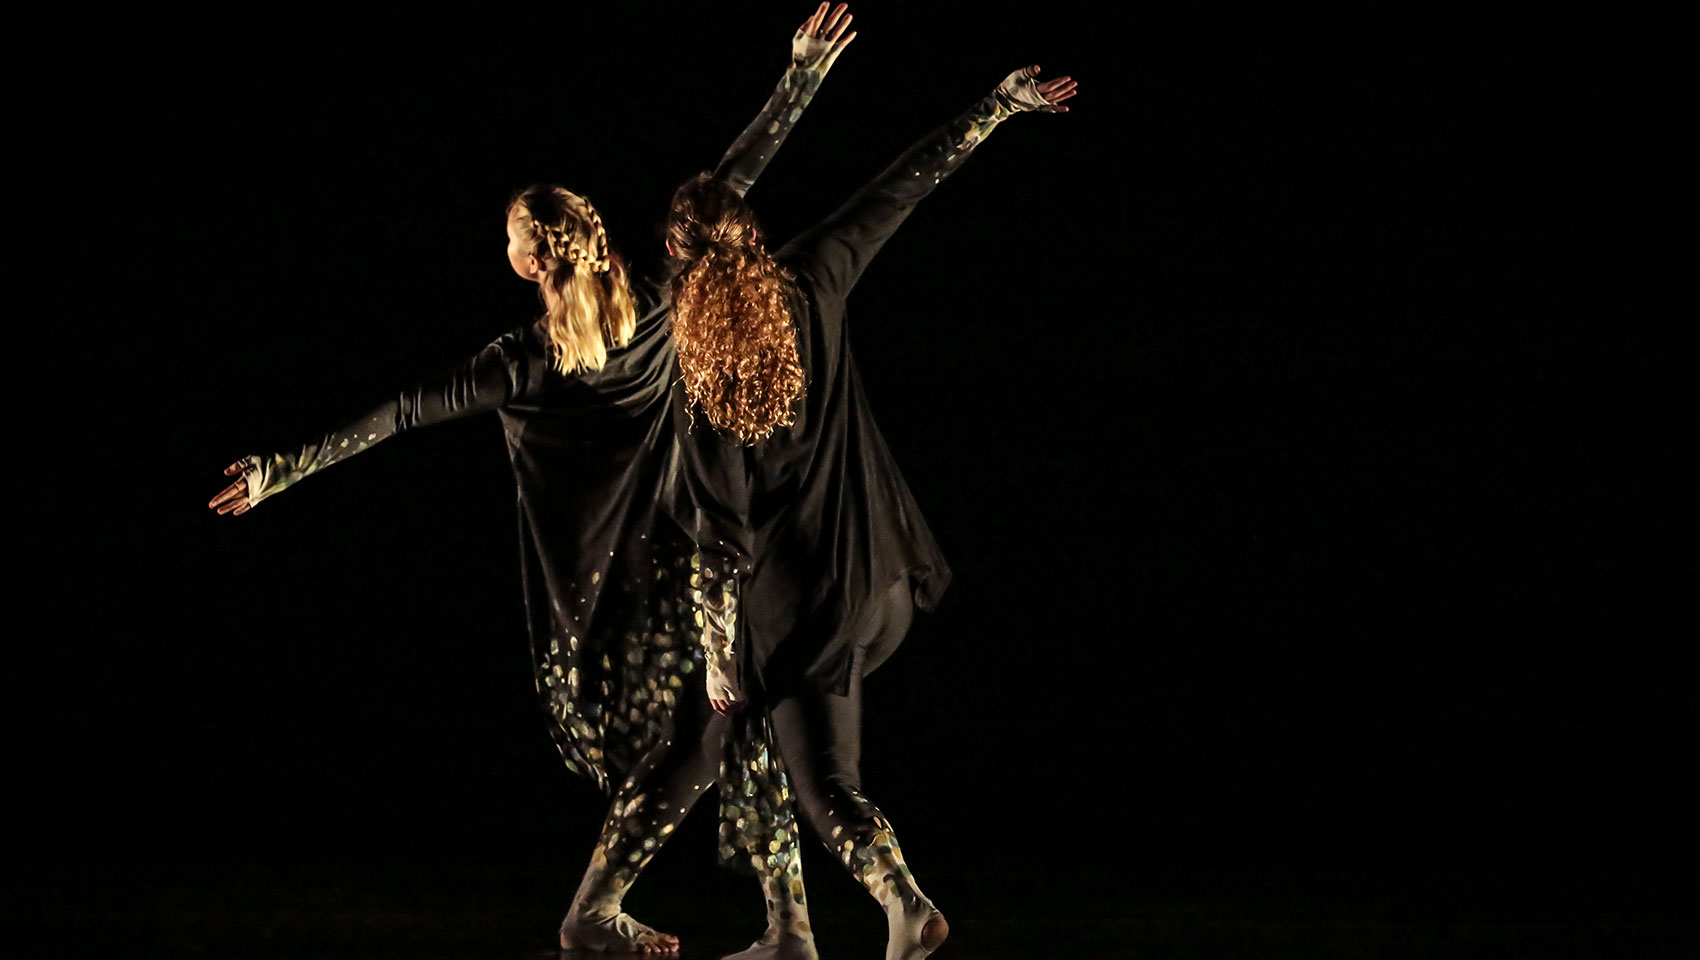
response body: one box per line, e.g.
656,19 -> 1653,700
509,185 -> 637,375
667,174 -> 803,445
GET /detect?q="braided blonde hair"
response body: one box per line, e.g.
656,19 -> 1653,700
509,185 -> 636,375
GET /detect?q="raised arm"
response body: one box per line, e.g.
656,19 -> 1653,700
777,65 -> 1078,301
208,332 -> 527,516
712,2 -> 859,197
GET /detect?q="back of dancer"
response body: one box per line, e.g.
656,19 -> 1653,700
209,5 -> 864,955
665,62 -> 1079,960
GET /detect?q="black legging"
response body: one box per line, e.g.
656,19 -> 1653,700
768,579 -> 933,913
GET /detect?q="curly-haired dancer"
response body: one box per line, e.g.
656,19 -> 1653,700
207,7 -> 858,954
664,65 -> 1078,960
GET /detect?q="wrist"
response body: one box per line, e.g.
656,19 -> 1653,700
988,87 -> 1025,121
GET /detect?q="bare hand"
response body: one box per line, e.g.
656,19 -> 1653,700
209,460 -> 254,517
1029,65 -> 1078,112
1001,64 -> 1080,114
707,664 -> 744,715
793,2 -> 857,72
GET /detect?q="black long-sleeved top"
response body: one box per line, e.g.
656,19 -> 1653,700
239,52 -> 837,792
666,86 -> 1033,698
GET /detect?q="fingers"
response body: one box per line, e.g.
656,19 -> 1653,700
820,3 -> 850,39
802,2 -> 826,35
1027,64 -> 1041,76
214,493 -> 251,516
1031,71 -> 1079,112
209,478 -> 247,509
225,460 -> 245,476
826,9 -> 852,43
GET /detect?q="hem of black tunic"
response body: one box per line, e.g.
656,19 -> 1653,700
756,561 -> 950,700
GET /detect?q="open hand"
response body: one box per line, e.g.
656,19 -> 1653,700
999,64 -> 1079,113
209,460 -> 255,517
793,2 -> 857,73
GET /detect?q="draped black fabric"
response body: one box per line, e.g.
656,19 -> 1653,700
239,54 -> 849,796
494,284 -> 692,790
244,280 -> 693,791
663,94 -> 1026,697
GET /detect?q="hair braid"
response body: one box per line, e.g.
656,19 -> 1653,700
508,185 -> 636,374
585,203 -> 611,274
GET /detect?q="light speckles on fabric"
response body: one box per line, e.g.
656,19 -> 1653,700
711,35 -> 843,198
537,532 -> 702,791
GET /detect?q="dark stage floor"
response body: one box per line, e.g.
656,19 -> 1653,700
25,859 -> 1696,959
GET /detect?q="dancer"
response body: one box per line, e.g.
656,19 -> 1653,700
663,64 -> 1078,960
207,6 -> 858,954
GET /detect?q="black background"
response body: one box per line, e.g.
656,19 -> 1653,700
21,2 -> 1688,954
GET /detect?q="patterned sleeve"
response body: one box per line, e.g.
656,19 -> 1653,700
776,70 -> 1048,304
711,30 -> 848,196
240,332 -> 528,507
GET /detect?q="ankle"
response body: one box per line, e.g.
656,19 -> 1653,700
767,925 -> 815,941
767,909 -> 815,938
565,899 -> 621,923
883,892 -> 934,919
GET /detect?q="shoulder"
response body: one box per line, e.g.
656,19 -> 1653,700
773,267 -> 824,334
782,272 -> 813,317
774,255 -> 820,304
490,320 -> 547,360
479,320 -> 551,399
775,246 -> 844,316
631,273 -> 669,316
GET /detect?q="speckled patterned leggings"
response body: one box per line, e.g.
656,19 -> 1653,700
563,645 -> 815,953
562,663 -> 729,946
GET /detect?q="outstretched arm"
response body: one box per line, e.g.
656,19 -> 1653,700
712,2 -> 858,197
208,334 -> 526,516
777,64 -> 1078,301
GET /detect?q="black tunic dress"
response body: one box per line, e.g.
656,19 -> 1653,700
238,52 -> 838,794
666,86 -> 1033,700
241,285 -> 698,791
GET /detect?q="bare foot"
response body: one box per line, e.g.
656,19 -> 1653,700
722,930 -> 819,960
559,910 -> 681,953
921,913 -> 949,951
885,902 -> 948,960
